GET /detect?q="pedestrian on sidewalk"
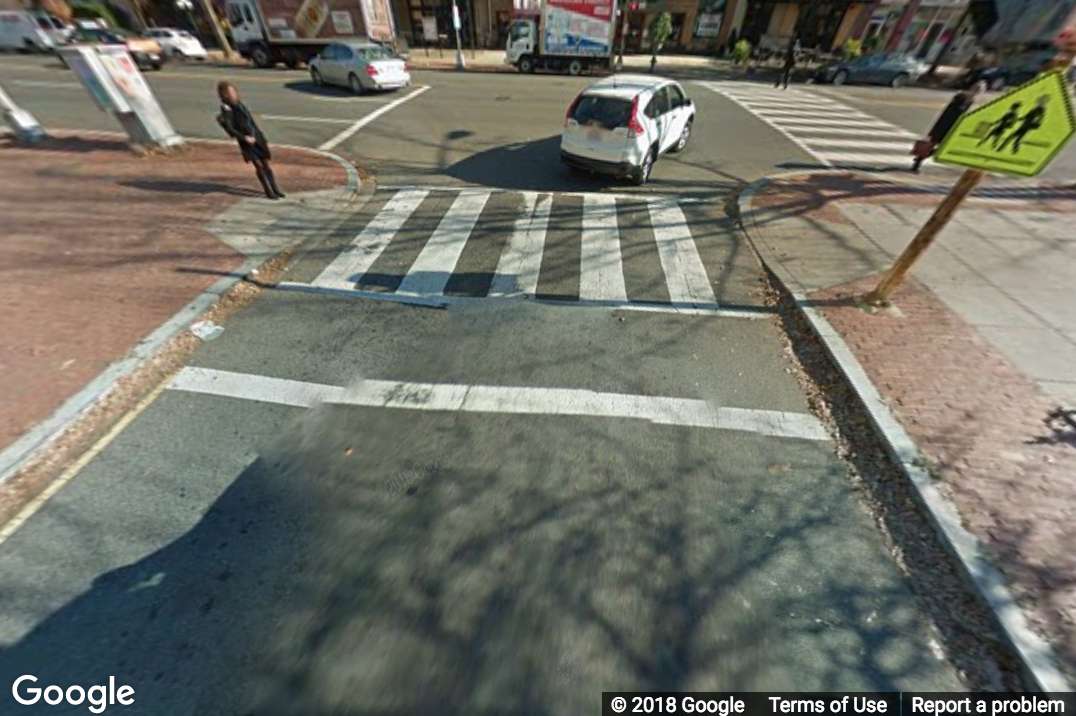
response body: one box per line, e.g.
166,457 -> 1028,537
911,81 -> 985,173
215,81 -> 285,200
775,41 -> 797,89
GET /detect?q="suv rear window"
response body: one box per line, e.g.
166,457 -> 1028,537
572,95 -> 632,129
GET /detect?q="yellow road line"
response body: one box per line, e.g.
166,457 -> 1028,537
0,379 -> 170,550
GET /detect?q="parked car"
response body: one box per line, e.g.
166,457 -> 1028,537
814,53 -> 927,88
0,10 -> 67,52
559,74 -> 696,186
60,27 -> 165,71
308,42 -> 411,94
958,49 -> 1071,91
144,28 -> 207,60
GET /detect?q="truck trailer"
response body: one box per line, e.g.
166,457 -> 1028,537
505,0 -> 616,75
225,0 -> 396,68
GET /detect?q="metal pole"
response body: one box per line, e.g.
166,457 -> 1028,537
487,0 -> 493,49
198,0 -> 236,59
926,3 -> 970,77
469,0 -> 477,58
452,0 -> 466,68
617,0 -> 628,69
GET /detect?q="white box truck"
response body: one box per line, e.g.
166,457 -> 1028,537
505,0 -> 616,76
225,0 -> 397,68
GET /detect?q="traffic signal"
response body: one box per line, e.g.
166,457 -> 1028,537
630,1 -> 638,10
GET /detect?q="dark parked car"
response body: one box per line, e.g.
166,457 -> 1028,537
813,52 -> 928,88
958,50 -> 1073,91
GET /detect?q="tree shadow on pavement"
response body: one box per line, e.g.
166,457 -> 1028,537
0,396 -> 964,714
4,135 -> 133,155
119,178 -> 262,197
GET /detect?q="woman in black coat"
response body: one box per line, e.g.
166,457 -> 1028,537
912,81 -> 985,173
216,81 -> 285,199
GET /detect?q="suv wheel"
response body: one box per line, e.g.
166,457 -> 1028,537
671,118 -> 692,153
832,70 -> 848,85
632,148 -> 655,186
889,73 -> 908,88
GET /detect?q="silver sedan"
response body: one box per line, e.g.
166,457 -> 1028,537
308,41 -> 411,94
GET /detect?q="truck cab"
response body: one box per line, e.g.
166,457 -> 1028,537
506,18 -> 537,71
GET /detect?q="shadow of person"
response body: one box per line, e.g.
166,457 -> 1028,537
446,135 -> 622,192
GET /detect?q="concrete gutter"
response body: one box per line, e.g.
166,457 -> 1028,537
0,136 -> 361,489
736,175 -> 1074,693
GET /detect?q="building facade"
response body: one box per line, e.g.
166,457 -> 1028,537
714,0 -> 876,53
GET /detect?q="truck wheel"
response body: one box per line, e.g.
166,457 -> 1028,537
251,45 -> 273,68
518,55 -> 535,74
568,59 -> 583,76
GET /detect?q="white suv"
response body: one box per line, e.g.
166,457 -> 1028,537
560,75 -> 696,186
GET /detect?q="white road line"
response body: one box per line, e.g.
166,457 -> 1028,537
814,151 -> 914,165
579,194 -> 627,302
697,84 -> 834,168
374,184 -> 697,203
318,85 -> 429,151
11,80 -> 79,89
735,101 -> 851,112
746,108 -> 883,122
764,115 -> 896,128
313,189 -> 428,290
648,201 -> 717,307
262,114 -> 355,124
777,125 -> 918,138
168,367 -> 829,441
734,98 -> 844,109
489,192 -> 549,297
804,138 -> 915,150
274,282 -> 768,318
396,190 -> 490,296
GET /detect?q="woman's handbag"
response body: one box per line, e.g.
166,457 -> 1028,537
911,138 -> 936,158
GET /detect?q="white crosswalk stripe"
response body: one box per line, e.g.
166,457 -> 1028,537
314,189 -> 428,290
580,193 -> 628,302
697,81 -> 961,176
396,190 -> 489,296
279,187 -> 763,318
489,191 -> 548,298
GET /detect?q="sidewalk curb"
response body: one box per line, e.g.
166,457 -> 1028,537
0,134 -> 361,490
736,174 -> 1074,693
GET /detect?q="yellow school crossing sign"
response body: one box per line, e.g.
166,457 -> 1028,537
934,69 -> 1076,177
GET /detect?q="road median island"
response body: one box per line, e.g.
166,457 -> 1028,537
0,132 -> 362,529
736,170 -> 1076,691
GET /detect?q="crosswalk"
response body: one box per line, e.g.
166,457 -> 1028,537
278,186 -> 765,318
697,81 -> 959,177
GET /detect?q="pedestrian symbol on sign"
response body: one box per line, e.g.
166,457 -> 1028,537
934,69 -> 1076,177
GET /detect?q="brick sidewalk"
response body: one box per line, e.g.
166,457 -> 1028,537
742,172 -> 1076,683
0,135 -> 347,461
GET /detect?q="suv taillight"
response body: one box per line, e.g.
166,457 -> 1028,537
565,91 -> 583,127
627,96 -> 645,137
366,65 -> 379,76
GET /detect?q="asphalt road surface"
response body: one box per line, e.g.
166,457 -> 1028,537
0,56 -> 1019,714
